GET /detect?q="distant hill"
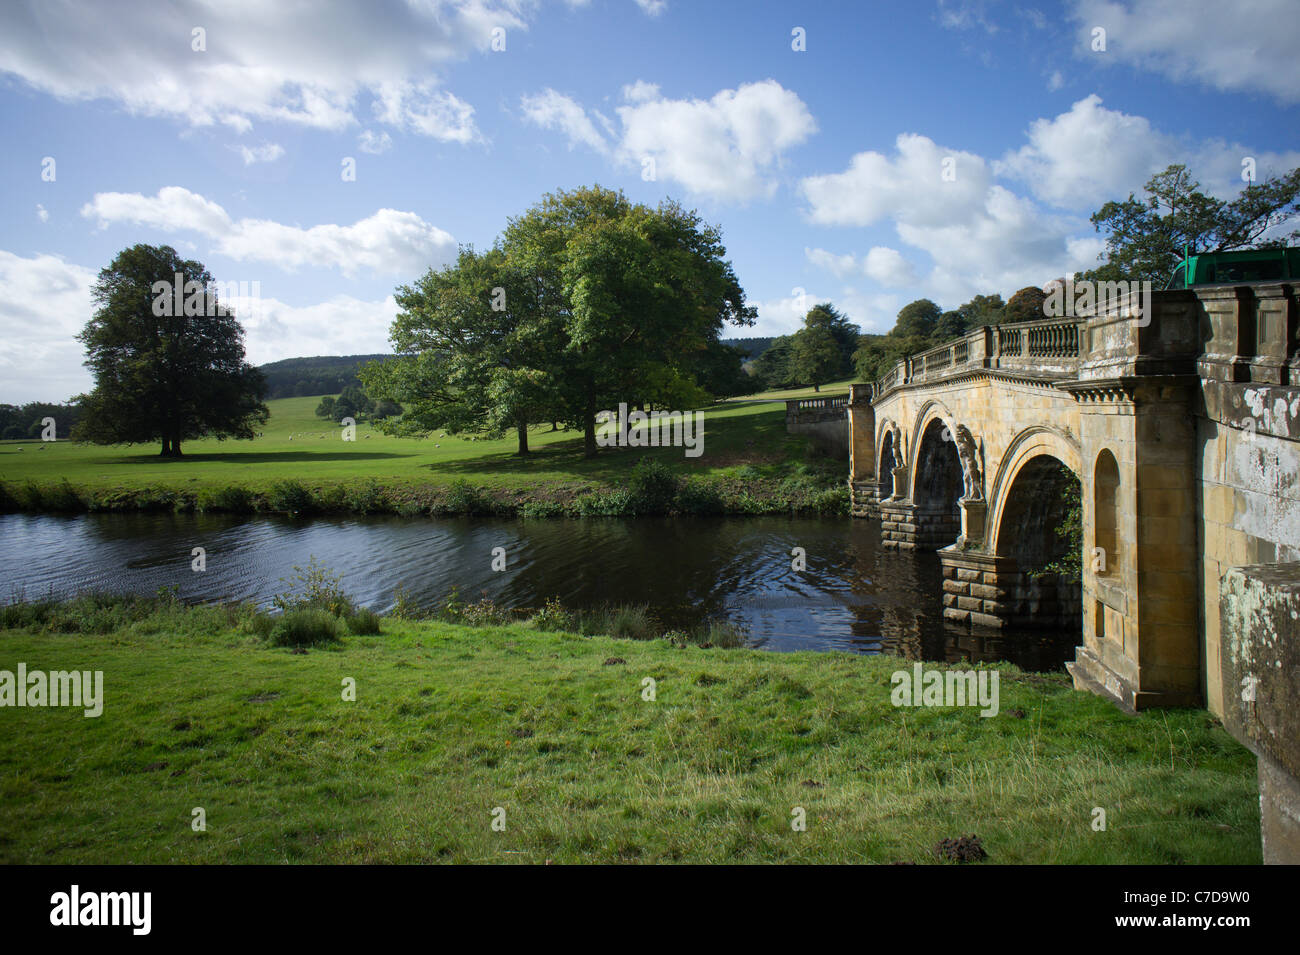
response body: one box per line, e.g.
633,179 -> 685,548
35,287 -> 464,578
721,336 -> 776,359
258,354 -> 392,400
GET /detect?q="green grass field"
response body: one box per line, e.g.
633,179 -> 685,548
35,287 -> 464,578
0,387 -> 842,499
0,601 -> 1259,864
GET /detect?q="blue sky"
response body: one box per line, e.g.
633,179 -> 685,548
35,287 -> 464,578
2,0 -> 1298,402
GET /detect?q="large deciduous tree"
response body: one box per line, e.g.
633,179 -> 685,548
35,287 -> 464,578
505,186 -> 755,456
361,245 -> 553,455
74,244 -> 267,457
792,302 -> 858,390
1083,163 -> 1300,285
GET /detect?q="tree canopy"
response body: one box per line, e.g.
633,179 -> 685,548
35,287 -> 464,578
73,244 -> 267,456
1083,163 -> 1300,285
366,185 -> 755,456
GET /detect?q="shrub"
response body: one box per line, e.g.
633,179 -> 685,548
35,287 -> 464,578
390,585 -> 425,619
808,487 -> 850,515
197,485 -> 253,513
273,557 -> 353,617
460,596 -> 510,627
572,487 -> 633,517
269,608 -> 340,647
345,607 -> 383,635
675,477 -> 724,515
41,480 -> 85,512
628,459 -> 679,515
530,596 -> 571,631
314,484 -> 348,512
442,479 -> 489,516
345,478 -> 387,515
519,500 -> 565,519
0,481 -> 16,512
266,479 -> 316,515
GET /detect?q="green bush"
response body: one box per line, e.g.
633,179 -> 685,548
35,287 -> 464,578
442,479 -> 490,516
345,607 -> 383,635
808,487 -> 850,515
460,597 -> 510,627
530,596 -> 571,631
269,608 -> 340,647
572,487 -> 633,517
273,557 -> 353,617
0,481 -> 16,512
267,479 -> 316,515
35,480 -> 85,512
197,485 -> 253,513
628,458 -> 679,515
519,500 -> 565,519
345,478 -> 388,515
675,477 -> 724,515
314,484 -> 348,512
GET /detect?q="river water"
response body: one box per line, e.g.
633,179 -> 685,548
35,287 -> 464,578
0,513 -> 1079,669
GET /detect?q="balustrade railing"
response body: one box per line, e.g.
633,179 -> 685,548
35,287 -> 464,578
872,316 -> 1084,397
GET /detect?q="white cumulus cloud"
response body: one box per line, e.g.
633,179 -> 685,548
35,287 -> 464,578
520,79 -> 816,202
80,187 -> 457,278
0,0 -> 523,139
1071,0 -> 1300,104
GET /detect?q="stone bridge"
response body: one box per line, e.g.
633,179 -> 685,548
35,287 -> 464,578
843,283 -> 1300,719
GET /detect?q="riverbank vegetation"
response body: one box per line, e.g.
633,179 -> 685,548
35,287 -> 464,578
0,595 -> 1259,864
0,391 -> 851,517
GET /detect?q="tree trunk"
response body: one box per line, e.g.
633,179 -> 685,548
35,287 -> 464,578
813,384 -> 820,392
516,419 -> 529,455
583,385 -> 597,458
160,437 -> 169,457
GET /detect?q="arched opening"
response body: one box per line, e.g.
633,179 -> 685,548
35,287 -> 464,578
995,454 -> 1082,633
912,418 -> 963,548
878,430 -> 896,499
1093,449 -> 1120,578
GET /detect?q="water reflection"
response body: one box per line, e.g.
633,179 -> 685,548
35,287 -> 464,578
0,513 -> 1080,670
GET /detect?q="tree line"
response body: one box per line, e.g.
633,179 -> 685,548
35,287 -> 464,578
44,163 -> 1295,456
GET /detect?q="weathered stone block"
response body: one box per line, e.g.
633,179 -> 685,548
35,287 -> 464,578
1219,564 -> 1300,865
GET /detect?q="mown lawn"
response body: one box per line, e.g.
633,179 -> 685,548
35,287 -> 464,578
0,606 -> 1260,864
0,393 -> 821,499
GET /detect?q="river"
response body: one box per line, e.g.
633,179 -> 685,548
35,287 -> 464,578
0,512 -> 1079,669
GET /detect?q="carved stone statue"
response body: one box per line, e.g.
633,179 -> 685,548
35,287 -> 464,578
954,424 -> 984,502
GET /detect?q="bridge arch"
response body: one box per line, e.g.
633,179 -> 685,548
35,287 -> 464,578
906,401 -> 961,500
987,426 -> 1082,556
908,402 -> 966,548
875,416 -> 906,493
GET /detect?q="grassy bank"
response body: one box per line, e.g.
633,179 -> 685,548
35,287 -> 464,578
0,391 -> 850,517
0,599 -> 1260,864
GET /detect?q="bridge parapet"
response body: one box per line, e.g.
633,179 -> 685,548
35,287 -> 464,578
784,393 -> 849,457
873,316 -> 1085,397
784,394 -> 848,423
